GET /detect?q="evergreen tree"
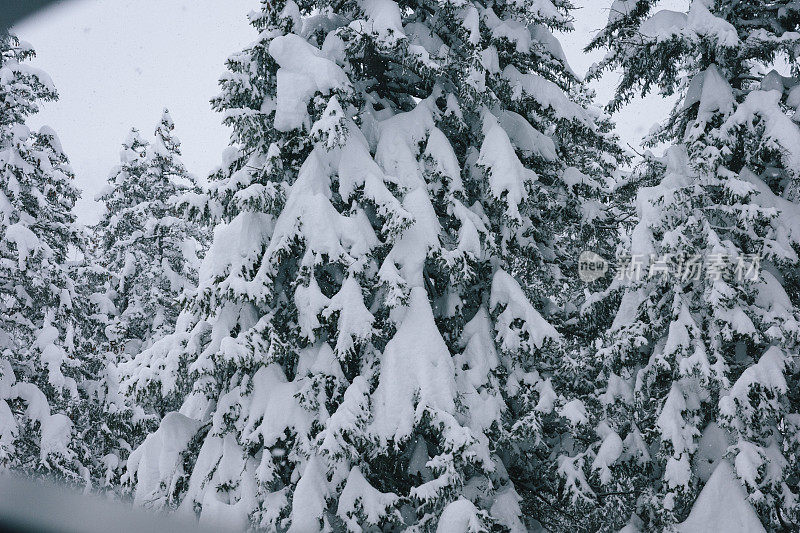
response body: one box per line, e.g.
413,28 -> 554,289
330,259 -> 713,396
121,1 -> 625,530
0,33 -> 91,483
561,1 -> 800,530
69,253 -> 142,492
93,111 -> 205,359
85,112 -> 207,490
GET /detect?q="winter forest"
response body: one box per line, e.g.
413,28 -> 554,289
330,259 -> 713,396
1,0 -> 800,531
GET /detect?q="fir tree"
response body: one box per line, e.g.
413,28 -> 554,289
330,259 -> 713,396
121,2 -> 625,530
86,113 -> 207,487
0,33 -> 90,483
93,112 -> 205,359
563,1 -> 800,530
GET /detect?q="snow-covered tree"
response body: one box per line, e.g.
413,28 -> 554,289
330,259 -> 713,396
0,33 -> 91,483
567,1 -> 800,530
675,460 -> 766,533
92,112 -> 205,360
66,254 -> 142,493
121,1 -> 625,530
81,112 -> 206,488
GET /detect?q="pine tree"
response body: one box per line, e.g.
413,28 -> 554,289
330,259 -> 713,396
121,1 -> 625,530
67,253 -> 140,492
93,112 -> 205,359
85,113 -> 207,490
0,33 -> 91,483
565,1 -> 800,530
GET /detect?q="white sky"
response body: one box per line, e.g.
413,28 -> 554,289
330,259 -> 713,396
13,0 -> 680,225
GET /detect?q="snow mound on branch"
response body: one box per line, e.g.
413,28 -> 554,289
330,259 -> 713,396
39,413 -> 73,460
639,2 -> 739,47
676,460 -> 765,533
338,120 -> 412,236
496,110 -> 557,162
126,412 -> 202,508
617,515 -> 644,532
559,399 -> 588,426
693,422 -> 730,483
177,433 -> 257,531
424,127 -> 462,185
4,223 -> 44,269
170,359 -> 324,529
295,277 -> 329,342
323,276 -> 375,356
9,383 -> 51,424
351,0 -> 406,44
739,168 -> 800,263
490,270 -> 559,352
723,90 -> 800,174
512,0 -> 565,24
483,10 -> 532,54
404,21 -> 446,58
490,485 -> 526,533
455,308 -> 503,433
0,400 -> 16,452
297,342 -> 346,381
730,346 -> 788,398
382,186 -> 441,287
657,384 -> 697,488
310,95 -> 347,149
337,466 -> 399,530
261,147 -> 379,277
375,97 -> 435,188
1,58 -> 57,94
562,166 -> 601,190
478,113 -> 536,220
719,346 -> 788,423
608,0 -> 637,24
318,375 -> 370,463
288,457 -> 329,533
639,10 -> 687,40
370,287 -> 456,442
787,85 -> 800,122
685,65 -> 734,135
502,65 -> 589,125
268,34 -> 350,131
686,0 -> 739,47
242,364 -> 314,447
591,430 -> 623,484
200,211 -> 273,293
436,498 -> 483,533
530,24 -> 575,78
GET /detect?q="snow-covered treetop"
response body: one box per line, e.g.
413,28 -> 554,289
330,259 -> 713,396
0,33 -> 80,265
96,129 -> 149,214
589,0 -> 799,113
588,0 -> 800,175
151,109 -> 181,164
92,112 -> 205,359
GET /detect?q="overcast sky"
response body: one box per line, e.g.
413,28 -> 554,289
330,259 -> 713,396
13,0 -> 681,225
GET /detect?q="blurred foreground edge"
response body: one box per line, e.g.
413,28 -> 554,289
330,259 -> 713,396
0,474 -> 226,533
0,0 -> 63,31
